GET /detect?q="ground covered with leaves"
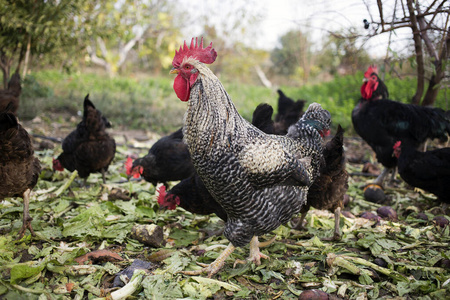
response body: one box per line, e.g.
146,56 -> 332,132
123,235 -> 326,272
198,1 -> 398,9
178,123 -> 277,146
0,117 -> 449,300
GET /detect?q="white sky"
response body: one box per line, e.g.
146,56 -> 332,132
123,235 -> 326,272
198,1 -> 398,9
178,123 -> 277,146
179,0 -> 413,58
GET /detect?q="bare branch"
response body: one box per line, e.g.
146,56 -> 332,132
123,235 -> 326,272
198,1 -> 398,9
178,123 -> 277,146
407,0 -> 425,105
415,1 -> 439,61
377,0 -> 385,31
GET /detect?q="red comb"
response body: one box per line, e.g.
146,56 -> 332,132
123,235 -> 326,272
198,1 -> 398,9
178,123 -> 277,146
157,185 -> 167,206
125,157 -> 133,176
172,37 -> 217,68
364,65 -> 378,78
393,141 -> 402,149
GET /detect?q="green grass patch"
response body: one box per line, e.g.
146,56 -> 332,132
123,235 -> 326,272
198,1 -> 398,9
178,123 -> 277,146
18,69 -> 449,134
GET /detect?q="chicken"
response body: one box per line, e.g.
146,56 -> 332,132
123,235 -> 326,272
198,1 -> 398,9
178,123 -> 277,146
156,102 -> 277,223
291,125 -> 348,240
53,95 -> 116,185
393,141 -> 450,203
126,127 -> 195,187
274,89 -> 305,134
0,103 -> 41,237
352,65 -> 450,187
0,72 -> 21,115
169,38 -> 330,277
127,103 -> 277,187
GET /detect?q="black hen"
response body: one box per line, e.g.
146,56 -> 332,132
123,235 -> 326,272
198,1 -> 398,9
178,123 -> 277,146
274,89 -> 305,134
127,127 -> 195,187
352,65 -> 450,186
53,95 -> 116,185
393,141 -> 450,203
292,125 -> 348,240
0,103 -> 41,237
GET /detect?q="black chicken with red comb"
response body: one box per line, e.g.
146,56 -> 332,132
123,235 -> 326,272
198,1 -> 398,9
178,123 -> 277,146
352,65 -> 450,188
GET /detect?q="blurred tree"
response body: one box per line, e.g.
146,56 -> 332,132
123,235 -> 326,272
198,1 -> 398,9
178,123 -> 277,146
318,28 -> 371,75
363,0 -> 449,106
270,30 -> 315,83
86,0 -> 180,76
0,0 -> 94,87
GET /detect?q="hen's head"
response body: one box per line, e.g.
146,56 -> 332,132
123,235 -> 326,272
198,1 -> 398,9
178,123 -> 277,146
361,65 -> 380,100
392,141 -> 402,158
125,156 -> 143,178
301,103 -> 331,138
52,158 -> 64,171
157,185 -> 180,210
170,37 -> 217,102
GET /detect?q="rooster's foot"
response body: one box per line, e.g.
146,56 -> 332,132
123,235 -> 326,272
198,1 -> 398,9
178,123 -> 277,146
247,236 -> 276,265
181,243 -> 236,278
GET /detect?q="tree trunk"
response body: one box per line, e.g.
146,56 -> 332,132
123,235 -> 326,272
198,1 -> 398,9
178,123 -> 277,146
407,0 -> 425,105
22,35 -> 32,78
422,26 -> 450,106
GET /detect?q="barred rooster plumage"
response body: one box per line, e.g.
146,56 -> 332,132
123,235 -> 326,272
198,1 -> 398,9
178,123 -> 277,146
170,38 -> 331,277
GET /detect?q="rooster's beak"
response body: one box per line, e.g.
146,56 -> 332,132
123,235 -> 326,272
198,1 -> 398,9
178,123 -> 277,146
170,68 -> 179,74
362,78 -> 368,82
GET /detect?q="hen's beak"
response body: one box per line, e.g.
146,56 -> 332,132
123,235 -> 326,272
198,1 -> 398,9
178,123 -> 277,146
170,68 -> 179,74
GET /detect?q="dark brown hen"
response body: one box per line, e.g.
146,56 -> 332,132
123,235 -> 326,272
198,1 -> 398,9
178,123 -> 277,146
0,103 -> 41,237
53,95 -> 115,185
292,125 -> 348,240
0,72 -> 21,115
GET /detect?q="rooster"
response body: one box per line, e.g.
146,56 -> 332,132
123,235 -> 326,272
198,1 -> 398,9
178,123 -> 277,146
393,141 -> 450,203
0,103 -> 41,237
0,72 -> 21,115
169,38 -> 330,277
53,95 -> 116,185
352,65 -> 450,187
292,125 -> 348,240
156,103 -> 277,223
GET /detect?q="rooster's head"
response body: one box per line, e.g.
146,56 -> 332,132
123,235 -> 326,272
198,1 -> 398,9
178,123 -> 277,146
361,65 -> 380,100
157,185 -> 180,210
170,37 -> 217,102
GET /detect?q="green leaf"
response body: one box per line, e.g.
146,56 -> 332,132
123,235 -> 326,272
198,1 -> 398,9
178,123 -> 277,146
10,262 -> 46,284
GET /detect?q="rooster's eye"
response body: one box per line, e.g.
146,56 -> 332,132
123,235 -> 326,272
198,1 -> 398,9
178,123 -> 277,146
371,76 -> 377,81
185,65 -> 190,69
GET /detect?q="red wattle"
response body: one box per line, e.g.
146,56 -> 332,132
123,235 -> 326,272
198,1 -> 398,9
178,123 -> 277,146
173,74 -> 190,102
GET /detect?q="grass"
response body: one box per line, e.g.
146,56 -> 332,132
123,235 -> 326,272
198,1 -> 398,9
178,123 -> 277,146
18,69 -> 449,135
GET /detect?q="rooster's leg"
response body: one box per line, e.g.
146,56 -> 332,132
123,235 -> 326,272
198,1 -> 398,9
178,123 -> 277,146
83,178 -> 88,187
181,243 -> 236,278
17,189 -> 35,238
